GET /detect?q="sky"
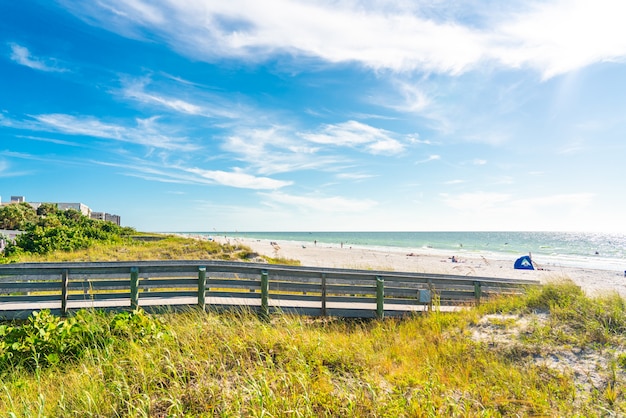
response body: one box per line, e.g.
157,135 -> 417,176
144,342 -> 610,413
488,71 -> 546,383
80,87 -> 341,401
1,0 -> 626,233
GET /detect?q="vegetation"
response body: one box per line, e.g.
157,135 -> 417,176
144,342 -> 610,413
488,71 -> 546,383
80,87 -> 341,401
0,283 -> 624,416
2,204 -> 623,415
0,204 -> 300,265
1,203 -> 135,259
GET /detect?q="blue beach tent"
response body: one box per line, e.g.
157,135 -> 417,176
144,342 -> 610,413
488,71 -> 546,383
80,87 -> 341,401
514,255 -> 534,270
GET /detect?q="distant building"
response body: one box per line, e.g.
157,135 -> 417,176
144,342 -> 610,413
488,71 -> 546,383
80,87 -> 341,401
1,195 -> 121,226
90,212 -> 121,226
30,202 -> 92,217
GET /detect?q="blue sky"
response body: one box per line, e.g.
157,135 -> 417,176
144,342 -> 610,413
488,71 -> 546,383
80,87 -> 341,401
1,0 -> 626,232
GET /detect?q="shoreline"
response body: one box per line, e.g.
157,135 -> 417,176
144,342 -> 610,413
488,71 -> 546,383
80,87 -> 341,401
194,234 -> 626,298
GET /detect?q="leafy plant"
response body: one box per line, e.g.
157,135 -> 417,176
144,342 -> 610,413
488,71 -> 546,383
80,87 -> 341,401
0,309 -> 168,372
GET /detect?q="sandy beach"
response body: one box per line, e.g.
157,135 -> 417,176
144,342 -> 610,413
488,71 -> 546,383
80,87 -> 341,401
205,235 -> 626,298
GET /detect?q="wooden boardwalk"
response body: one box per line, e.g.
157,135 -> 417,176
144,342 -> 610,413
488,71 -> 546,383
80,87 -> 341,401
0,260 -> 540,320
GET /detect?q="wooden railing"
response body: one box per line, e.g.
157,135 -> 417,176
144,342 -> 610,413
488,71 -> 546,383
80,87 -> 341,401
0,261 -> 540,320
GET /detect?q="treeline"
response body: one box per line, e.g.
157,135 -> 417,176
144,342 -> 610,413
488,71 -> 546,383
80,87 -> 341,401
0,202 -> 135,257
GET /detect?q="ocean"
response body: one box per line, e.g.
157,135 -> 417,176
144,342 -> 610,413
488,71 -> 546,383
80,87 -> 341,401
191,231 -> 626,272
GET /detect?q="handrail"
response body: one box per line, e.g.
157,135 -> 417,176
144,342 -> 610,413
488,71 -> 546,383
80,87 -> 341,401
0,260 -> 540,320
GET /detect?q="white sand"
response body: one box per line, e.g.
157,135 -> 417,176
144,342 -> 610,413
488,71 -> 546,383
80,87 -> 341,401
204,235 -> 626,297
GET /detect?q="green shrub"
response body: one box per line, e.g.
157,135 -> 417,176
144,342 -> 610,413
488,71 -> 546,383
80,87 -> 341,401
0,309 -> 168,372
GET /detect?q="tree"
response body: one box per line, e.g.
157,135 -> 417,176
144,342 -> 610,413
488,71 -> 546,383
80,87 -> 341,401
36,203 -> 58,216
0,203 -> 37,230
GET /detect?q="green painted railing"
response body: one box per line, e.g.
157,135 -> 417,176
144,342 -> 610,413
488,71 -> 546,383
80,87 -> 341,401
0,260 -> 540,320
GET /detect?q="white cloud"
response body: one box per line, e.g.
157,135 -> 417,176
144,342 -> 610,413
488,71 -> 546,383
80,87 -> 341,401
222,127 -> 340,175
25,114 -> 197,151
495,0 -> 626,79
415,154 -> 440,164
95,159 -> 292,190
301,121 -> 406,155
261,191 -> 377,213
9,43 -> 67,72
120,77 -> 240,118
62,0 -> 626,78
336,173 -> 376,180
186,167 -> 292,190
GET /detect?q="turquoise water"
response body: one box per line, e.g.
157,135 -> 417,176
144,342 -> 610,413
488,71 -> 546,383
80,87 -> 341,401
188,231 -> 626,271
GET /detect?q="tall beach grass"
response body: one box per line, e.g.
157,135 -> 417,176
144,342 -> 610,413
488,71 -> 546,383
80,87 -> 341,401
1,282 -> 624,416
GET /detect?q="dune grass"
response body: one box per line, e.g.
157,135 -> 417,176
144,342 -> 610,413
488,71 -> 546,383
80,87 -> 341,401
1,282 -> 624,416
10,234 -> 301,266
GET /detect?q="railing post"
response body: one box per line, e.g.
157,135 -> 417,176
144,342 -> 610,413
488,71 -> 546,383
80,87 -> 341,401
260,270 -> 269,320
321,273 -> 327,317
376,276 -> 384,319
130,267 -> 139,310
198,266 -> 207,311
427,279 -> 434,312
61,269 -> 69,317
474,281 -> 482,306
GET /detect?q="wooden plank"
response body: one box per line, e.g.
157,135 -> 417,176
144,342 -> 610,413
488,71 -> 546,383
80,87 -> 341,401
0,281 -> 62,291
325,284 -> 377,295
269,282 -> 322,293
68,280 -> 129,290
267,294 -> 322,303
136,290 -> 198,299
139,278 -> 199,288
326,296 -> 377,304
68,293 -> 130,301
0,294 -> 60,303
207,278 -> 260,288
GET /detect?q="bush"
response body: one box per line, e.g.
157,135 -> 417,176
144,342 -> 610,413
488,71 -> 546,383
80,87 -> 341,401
0,309 -> 168,372
2,208 -> 135,257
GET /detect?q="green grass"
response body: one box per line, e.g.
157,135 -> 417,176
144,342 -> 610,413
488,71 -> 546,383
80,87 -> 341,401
9,234 -> 301,266
1,282 -> 625,416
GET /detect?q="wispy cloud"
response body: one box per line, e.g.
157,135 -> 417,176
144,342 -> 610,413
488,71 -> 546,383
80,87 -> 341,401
336,173 -> 376,181
0,159 -> 31,178
8,43 -> 68,72
301,121 -> 406,155
17,135 -> 83,147
61,1 -> 626,78
185,167 -> 291,190
415,155 -> 441,164
222,126 -> 343,175
12,114 -> 198,151
95,159 -> 291,190
261,191 -> 377,213
119,76 -> 240,119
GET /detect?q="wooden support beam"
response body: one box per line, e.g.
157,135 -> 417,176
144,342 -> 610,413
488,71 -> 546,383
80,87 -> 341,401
198,266 -> 207,311
260,270 -> 269,320
61,269 -> 69,317
474,281 -> 482,305
321,273 -> 327,317
376,276 -> 384,319
130,267 -> 139,310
